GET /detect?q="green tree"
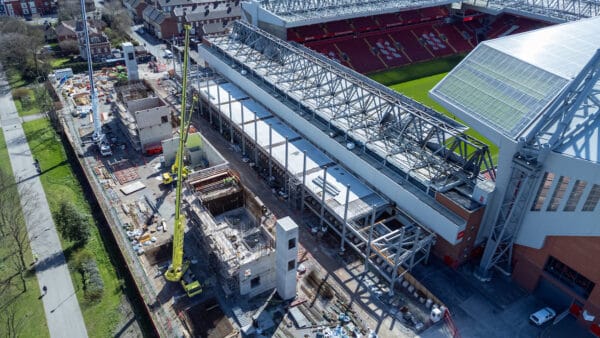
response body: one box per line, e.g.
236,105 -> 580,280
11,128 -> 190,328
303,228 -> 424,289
54,201 -> 91,244
0,17 -> 46,80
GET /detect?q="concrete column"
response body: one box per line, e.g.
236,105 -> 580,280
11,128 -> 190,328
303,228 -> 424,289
228,92 -> 233,143
301,150 -> 307,215
319,167 -> 328,227
254,116 -> 258,163
269,124 -> 273,179
241,103 -> 245,155
340,184 -> 351,254
206,79 -> 213,124
275,217 -> 299,300
284,137 -> 289,195
364,205 -> 376,272
122,42 -> 139,81
217,85 -> 222,134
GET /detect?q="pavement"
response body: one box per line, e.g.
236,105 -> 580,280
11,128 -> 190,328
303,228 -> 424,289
0,65 -> 88,338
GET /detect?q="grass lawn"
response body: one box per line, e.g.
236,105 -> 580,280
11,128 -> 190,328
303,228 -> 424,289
368,55 -> 465,86
390,74 -> 499,163
0,129 -> 50,338
50,57 -> 71,69
13,88 -> 43,117
6,68 -> 32,89
22,119 -> 126,338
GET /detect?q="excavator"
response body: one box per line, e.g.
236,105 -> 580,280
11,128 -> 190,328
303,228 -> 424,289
164,25 -> 202,297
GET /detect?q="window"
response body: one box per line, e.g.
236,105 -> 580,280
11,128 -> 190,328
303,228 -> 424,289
564,180 -> 587,211
288,259 -> 295,271
288,238 -> 296,250
547,176 -> 569,211
250,276 -> 260,288
583,184 -> 600,212
545,256 -> 595,299
531,172 -> 555,211
161,115 -> 168,123
128,52 -> 134,61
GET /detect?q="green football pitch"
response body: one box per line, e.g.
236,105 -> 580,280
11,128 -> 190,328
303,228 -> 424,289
369,58 -> 499,164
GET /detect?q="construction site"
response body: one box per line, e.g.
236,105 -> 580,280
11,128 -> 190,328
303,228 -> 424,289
49,21 -> 460,338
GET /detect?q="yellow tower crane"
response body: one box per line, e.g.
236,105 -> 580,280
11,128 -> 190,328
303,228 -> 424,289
164,25 -> 202,297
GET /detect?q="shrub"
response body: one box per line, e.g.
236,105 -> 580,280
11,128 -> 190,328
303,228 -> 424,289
54,201 -> 91,244
79,257 -> 104,302
12,87 -> 30,100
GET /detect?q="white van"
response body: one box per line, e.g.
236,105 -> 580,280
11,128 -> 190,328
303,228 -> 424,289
529,307 -> 556,326
163,49 -> 173,59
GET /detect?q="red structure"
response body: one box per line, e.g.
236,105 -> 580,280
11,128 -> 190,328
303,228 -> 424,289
2,0 -> 56,17
290,7 -> 548,75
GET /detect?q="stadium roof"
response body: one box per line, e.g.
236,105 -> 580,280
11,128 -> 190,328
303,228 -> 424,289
483,0 -> 600,22
246,0 -> 600,25
202,21 -> 496,189
431,16 -> 600,162
246,0 -> 454,24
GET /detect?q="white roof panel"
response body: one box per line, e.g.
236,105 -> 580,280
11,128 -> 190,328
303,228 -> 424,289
485,17 -> 600,80
201,82 -> 249,105
431,18 -> 600,140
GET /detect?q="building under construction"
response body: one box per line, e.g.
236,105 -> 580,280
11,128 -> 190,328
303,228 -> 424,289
184,163 -> 299,299
190,73 -> 437,294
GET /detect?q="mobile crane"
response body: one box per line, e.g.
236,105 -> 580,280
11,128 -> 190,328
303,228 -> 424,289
164,25 -> 202,297
161,95 -> 196,185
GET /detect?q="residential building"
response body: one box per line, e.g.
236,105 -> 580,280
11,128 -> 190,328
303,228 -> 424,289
1,0 -> 56,17
56,19 -> 111,61
123,0 -> 149,24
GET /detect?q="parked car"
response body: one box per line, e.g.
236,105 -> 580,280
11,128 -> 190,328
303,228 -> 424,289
529,307 -> 556,326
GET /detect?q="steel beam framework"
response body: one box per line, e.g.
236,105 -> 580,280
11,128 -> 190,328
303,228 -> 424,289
194,74 -> 435,290
477,50 -> 600,279
471,0 -> 600,21
259,0 -> 455,22
207,21 -> 495,191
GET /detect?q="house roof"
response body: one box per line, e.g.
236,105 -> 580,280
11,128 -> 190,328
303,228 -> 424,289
173,2 -> 239,22
143,6 -> 171,24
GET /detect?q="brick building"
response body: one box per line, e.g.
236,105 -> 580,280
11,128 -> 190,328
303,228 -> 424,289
1,0 -> 56,17
56,19 -> 111,61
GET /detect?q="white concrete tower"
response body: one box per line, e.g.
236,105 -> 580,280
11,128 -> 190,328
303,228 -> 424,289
122,42 -> 139,81
275,217 -> 298,300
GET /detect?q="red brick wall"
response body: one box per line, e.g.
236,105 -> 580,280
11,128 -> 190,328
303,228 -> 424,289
160,17 -> 179,39
513,236 -> 600,330
432,192 -> 485,267
4,0 -> 53,16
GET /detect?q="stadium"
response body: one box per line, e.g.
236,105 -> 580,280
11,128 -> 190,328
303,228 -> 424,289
191,0 -> 600,334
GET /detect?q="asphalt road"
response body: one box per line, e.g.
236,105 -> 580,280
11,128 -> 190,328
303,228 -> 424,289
0,65 -> 88,338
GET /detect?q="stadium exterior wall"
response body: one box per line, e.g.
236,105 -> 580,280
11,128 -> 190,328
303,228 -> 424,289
241,1 -> 284,27
516,152 -> 600,249
433,192 -> 486,266
200,45 -> 467,245
475,140 -> 520,244
512,236 -> 600,330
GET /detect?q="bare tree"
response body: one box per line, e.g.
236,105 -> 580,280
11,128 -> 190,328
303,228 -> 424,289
0,301 -> 25,338
58,39 -> 80,55
0,169 -> 15,237
57,0 -> 82,21
102,1 -> 132,37
33,82 -> 54,115
0,17 -> 45,79
0,171 -> 37,292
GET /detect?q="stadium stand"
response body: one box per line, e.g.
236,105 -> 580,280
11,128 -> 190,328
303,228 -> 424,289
291,6 -> 550,74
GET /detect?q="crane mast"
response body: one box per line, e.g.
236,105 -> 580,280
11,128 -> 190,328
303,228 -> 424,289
79,0 -> 103,143
164,26 -> 200,297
